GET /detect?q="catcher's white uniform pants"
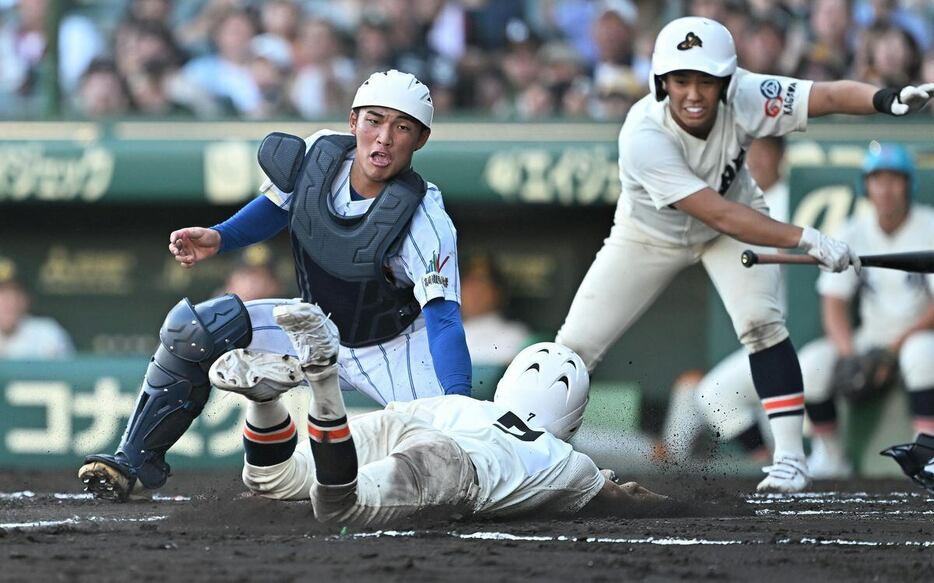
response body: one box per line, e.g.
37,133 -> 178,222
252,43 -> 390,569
244,299 -> 444,406
241,408 -> 479,527
800,329 -> 934,403
557,217 -> 787,370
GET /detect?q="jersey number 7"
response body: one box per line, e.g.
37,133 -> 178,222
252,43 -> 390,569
494,412 -> 544,442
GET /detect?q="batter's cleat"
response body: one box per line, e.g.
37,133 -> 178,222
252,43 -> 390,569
78,458 -> 148,502
273,302 -> 340,371
209,349 -> 304,402
756,454 -> 810,493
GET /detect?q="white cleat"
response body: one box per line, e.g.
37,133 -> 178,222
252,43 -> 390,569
756,454 -> 811,493
209,349 -> 303,402
272,302 -> 340,370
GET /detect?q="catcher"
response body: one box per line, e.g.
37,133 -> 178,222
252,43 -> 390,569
208,302 -> 669,526
799,143 -> 934,479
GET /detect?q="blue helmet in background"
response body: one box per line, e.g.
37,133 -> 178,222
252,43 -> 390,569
862,141 -> 915,197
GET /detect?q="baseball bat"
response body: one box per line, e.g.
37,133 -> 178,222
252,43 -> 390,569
740,250 -> 934,273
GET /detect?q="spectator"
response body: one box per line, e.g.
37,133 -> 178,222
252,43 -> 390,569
248,34 -> 294,117
591,3 -> 650,95
739,16 -> 790,76
179,7 -> 265,117
0,0 -> 104,114
289,18 -> 356,119
352,13 -> 395,84
0,256 -> 75,359
590,65 -> 643,121
75,58 -> 132,118
854,0 -> 931,52
856,23 -> 922,88
258,0 -> 300,46
460,254 -> 532,367
798,0 -> 853,81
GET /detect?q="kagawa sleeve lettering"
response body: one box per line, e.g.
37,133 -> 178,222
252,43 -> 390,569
733,69 -> 813,139
621,127 -> 710,209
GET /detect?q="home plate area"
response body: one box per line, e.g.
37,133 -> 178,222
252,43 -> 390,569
1,471 -> 931,582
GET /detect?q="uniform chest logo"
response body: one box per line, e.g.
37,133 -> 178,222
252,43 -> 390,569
677,32 -> 703,51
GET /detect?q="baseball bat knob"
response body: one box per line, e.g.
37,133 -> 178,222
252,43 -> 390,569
741,250 -> 758,268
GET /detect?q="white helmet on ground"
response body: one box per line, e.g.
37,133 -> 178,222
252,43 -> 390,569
494,342 -> 590,441
649,16 -> 737,103
351,69 -> 434,129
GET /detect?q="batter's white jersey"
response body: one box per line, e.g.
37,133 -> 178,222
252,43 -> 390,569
385,396 -> 605,517
617,68 -> 811,246
246,129 -> 461,404
817,205 -> 934,346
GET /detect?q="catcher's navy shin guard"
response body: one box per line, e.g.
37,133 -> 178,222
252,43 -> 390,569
84,295 -> 251,493
880,433 -> 934,493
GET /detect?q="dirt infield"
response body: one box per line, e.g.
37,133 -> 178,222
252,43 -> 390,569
1,469 -> 931,582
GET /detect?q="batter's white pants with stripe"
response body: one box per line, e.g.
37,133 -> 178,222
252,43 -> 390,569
244,299 -> 444,406
557,216 -> 788,371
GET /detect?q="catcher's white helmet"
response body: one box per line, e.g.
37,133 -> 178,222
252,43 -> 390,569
494,342 -> 590,441
649,17 -> 737,103
352,69 -> 434,129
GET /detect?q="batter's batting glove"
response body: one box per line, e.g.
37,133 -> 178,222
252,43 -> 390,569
880,433 -> 934,494
874,83 -> 934,116
798,226 -> 861,273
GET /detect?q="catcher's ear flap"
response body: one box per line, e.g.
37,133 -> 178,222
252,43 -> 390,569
257,132 -> 306,193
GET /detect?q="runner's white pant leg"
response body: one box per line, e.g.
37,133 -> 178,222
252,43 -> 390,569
700,237 -> 787,353
241,439 -> 316,501
311,425 -> 478,527
695,347 -> 761,440
556,218 -> 693,371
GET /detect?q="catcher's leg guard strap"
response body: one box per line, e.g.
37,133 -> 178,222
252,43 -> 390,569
116,295 -> 252,488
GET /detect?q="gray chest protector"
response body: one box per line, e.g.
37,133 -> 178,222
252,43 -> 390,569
258,132 -> 426,347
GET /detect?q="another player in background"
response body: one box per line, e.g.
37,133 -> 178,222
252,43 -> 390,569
215,302 -> 667,527
0,256 -> 75,360
799,143 -> 934,478
79,70 -> 472,501
556,16 -> 934,492
460,254 -> 534,368
661,137 -> 788,464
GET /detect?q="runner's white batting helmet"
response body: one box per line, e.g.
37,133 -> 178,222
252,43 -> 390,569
494,342 -> 590,441
650,17 -> 737,102
352,69 -> 434,129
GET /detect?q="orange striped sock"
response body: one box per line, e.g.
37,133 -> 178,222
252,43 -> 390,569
243,417 -> 297,466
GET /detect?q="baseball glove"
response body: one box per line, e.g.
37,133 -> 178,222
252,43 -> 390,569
830,348 -> 900,403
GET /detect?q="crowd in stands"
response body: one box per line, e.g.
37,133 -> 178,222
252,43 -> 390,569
1,0 -> 933,121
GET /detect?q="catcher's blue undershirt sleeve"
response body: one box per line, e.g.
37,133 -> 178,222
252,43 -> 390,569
423,299 -> 472,397
212,195 -> 289,253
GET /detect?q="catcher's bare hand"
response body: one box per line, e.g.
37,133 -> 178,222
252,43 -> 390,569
169,227 -> 221,269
